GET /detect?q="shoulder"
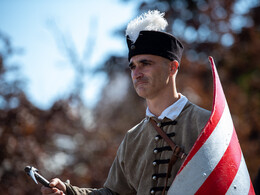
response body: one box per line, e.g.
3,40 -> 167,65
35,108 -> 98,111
182,101 -> 210,117
116,117 -> 155,159
119,117 -> 157,150
179,101 -> 211,129
128,118 -> 147,133
117,118 -> 147,146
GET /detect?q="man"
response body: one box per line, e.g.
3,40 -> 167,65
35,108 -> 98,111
41,10 -> 210,195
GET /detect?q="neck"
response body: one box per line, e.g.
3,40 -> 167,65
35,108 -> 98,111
146,86 -> 179,117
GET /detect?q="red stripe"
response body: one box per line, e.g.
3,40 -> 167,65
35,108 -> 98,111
248,181 -> 256,195
178,57 -> 225,173
194,128 -> 241,195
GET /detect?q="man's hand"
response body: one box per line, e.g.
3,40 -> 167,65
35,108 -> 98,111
41,178 -> 66,195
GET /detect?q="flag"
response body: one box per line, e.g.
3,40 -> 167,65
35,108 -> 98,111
168,57 -> 255,195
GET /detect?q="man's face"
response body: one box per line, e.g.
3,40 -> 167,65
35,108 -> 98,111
129,54 -> 173,100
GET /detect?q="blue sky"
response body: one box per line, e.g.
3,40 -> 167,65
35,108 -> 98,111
0,0 -> 137,109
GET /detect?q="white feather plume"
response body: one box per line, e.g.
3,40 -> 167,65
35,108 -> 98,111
126,10 -> 168,43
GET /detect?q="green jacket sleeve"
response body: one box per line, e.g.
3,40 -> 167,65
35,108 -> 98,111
65,183 -> 118,195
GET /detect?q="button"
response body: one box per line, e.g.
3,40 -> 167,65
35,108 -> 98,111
152,176 -> 157,180
154,136 -> 159,141
153,149 -> 158,154
152,161 -> 157,166
150,190 -> 155,194
157,122 -> 161,127
131,45 -> 135,50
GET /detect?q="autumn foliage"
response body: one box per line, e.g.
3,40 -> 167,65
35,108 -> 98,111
0,1 -> 259,194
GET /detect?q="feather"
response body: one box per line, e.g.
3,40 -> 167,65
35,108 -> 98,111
126,10 -> 168,43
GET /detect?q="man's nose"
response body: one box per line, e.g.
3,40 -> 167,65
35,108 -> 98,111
132,67 -> 144,80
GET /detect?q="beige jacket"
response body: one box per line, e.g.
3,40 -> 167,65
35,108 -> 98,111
66,101 -> 210,195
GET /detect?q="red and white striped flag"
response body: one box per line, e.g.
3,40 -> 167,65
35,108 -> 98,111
169,57 -> 255,195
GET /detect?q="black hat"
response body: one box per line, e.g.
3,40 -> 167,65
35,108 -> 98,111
125,10 -> 184,62
126,30 -> 183,62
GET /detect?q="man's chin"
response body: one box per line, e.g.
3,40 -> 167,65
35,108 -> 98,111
135,89 -> 148,99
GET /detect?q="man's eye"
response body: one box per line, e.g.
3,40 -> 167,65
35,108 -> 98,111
129,65 -> 135,70
142,62 -> 151,66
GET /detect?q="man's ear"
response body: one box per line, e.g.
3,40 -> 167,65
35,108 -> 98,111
170,60 -> 179,75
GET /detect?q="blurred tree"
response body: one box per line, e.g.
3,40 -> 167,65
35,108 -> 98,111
0,32 -> 102,194
0,0 -> 259,194
220,6 -> 260,182
0,32 -> 25,110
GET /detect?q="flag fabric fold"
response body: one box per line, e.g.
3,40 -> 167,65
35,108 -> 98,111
168,57 -> 255,195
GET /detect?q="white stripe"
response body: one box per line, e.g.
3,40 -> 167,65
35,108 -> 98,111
168,101 -> 233,194
226,153 -> 251,195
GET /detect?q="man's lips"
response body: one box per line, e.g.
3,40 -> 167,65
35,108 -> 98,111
134,79 -> 149,87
